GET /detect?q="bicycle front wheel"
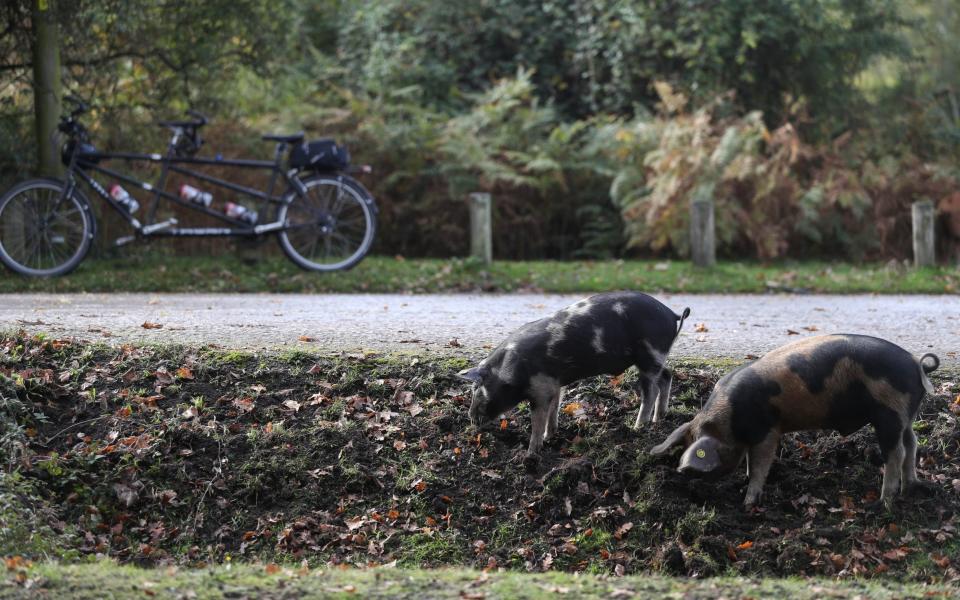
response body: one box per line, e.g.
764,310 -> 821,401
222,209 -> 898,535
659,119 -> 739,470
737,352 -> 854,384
0,178 -> 94,277
277,174 -> 377,272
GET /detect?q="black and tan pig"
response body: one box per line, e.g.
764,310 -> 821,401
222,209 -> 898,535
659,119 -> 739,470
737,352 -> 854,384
651,334 -> 939,508
459,291 -> 690,465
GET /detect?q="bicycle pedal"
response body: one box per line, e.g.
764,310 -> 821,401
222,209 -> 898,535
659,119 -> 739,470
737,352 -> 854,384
141,218 -> 179,235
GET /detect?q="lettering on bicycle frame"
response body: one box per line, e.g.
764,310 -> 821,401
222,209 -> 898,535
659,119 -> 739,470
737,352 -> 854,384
87,177 -> 109,199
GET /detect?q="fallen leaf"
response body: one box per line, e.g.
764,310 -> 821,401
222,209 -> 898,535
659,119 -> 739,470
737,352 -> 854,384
613,522 -> 633,540
154,368 -> 173,384
176,366 -> 194,379
786,329 -> 800,335
931,553 -> 951,569
393,440 -> 407,451
141,322 -> 163,329
499,419 -> 508,430
802,325 -> 819,332
233,398 -> 254,413
282,399 -> 301,412
736,541 -> 754,550
694,322 -> 709,333
265,563 -> 281,575
113,483 -> 139,507
882,548 -> 908,561
298,335 -> 315,342
561,402 -> 582,416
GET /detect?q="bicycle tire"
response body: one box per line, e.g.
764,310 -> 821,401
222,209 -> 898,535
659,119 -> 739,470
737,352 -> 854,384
276,174 -> 377,272
0,178 -> 95,277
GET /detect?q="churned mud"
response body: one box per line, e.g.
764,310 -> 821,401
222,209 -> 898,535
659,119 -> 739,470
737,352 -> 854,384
1,333 -> 958,583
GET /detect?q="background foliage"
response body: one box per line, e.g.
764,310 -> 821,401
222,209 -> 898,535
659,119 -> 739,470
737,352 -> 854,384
1,0 -> 958,260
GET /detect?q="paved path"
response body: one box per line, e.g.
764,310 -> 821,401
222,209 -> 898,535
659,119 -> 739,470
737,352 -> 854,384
1,293 -> 957,363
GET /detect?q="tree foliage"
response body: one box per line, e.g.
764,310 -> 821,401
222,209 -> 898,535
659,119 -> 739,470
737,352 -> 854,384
0,0 -> 956,260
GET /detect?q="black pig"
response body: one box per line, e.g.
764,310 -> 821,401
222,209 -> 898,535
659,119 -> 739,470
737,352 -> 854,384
459,292 -> 690,464
651,334 -> 939,508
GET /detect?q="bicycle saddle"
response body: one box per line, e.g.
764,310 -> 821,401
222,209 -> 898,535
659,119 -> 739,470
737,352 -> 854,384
158,119 -> 200,129
262,132 -> 305,143
158,110 -> 208,130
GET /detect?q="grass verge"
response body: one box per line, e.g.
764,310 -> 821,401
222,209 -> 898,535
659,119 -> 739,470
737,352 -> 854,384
3,561 -> 958,599
0,253 -> 957,294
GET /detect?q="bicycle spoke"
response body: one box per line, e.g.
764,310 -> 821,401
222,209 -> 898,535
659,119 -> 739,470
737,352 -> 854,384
280,177 -> 374,270
0,182 -> 89,274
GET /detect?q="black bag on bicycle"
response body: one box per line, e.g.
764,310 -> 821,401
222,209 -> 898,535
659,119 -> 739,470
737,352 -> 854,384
289,139 -> 350,172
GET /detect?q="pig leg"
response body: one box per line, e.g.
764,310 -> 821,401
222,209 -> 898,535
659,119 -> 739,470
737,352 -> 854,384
653,368 -> 673,422
900,426 -> 918,491
879,436 -> 905,507
633,374 -> 660,427
898,426 -> 937,495
526,400 -> 549,460
545,388 -> 564,440
525,376 -> 560,466
743,431 -> 779,507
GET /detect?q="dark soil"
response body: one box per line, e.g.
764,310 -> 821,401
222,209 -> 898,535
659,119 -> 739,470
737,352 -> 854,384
1,333 -> 958,582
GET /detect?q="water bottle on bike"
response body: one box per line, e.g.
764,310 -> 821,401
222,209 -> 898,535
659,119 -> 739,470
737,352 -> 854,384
179,184 -> 213,207
224,202 -> 257,225
108,184 -> 139,214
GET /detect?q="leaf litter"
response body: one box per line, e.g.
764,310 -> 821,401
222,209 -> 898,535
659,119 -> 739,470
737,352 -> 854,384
0,332 -> 958,582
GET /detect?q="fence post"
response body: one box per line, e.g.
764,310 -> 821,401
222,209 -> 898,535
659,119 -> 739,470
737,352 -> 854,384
690,197 -> 716,268
911,199 -> 935,268
469,192 -> 492,265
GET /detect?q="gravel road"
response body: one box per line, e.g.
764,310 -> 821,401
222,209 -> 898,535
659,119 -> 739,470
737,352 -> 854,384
2,292 -> 957,364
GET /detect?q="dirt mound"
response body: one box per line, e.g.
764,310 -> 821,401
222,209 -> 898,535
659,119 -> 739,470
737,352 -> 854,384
1,334 -> 958,582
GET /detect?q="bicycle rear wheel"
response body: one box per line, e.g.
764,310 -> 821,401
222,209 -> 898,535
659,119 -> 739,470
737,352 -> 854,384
0,178 -> 95,277
277,174 -> 377,272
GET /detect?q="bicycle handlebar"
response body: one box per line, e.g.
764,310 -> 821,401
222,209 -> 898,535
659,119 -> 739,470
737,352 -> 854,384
64,94 -> 89,118
185,109 -> 208,126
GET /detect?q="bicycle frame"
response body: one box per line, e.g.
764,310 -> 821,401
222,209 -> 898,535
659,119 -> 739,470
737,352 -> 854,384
63,135 -> 310,243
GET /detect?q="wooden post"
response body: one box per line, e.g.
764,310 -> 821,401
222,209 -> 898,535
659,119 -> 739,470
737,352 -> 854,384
912,199 -> 935,268
469,192 -> 492,265
690,197 -> 716,268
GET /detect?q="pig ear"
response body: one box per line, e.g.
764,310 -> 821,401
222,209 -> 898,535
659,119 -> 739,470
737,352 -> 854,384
679,436 -> 722,472
650,421 -> 692,455
457,367 -> 486,383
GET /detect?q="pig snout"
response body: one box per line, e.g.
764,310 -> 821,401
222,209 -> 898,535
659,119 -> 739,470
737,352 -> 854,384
467,386 -> 490,429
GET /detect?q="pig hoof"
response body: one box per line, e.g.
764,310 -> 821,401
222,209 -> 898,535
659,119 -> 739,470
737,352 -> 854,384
864,499 -> 894,513
523,453 -> 541,472
906,480 -> 937,496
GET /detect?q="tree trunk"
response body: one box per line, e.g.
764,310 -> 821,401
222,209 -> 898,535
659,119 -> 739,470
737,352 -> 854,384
32,0 -> 62,177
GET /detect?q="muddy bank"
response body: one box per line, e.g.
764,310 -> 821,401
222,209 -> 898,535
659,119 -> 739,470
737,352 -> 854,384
1,333 -> 958,582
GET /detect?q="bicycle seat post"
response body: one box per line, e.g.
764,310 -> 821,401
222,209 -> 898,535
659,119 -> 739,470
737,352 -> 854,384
167,128 -> 182,156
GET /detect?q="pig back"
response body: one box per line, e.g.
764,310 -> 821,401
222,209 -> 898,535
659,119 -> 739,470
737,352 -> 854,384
749,334 -> 924,435
541,292 -> 681,384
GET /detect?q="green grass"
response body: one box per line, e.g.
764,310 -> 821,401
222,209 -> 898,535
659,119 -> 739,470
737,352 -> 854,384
0,253 -> 957,294
3,561 -> 956,599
